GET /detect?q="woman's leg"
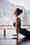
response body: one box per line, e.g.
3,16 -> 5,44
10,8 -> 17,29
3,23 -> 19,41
19,28 -> 30,40
19,28 -> 30,36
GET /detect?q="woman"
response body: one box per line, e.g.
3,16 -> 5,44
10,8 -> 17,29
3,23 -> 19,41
14,8 -> 30,40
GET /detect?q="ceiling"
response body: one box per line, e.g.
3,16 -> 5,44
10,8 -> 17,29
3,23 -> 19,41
8,0 -> 24,6
0,0 -> 8,8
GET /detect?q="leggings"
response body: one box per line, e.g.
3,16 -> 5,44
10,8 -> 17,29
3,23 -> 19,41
19,28 -> 30,40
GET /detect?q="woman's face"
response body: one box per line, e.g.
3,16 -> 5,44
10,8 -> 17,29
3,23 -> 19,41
13,8 -> 17,15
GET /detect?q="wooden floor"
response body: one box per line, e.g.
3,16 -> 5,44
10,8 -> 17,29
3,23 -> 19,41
18,40 -> 30,45
0,39 -> 16,45
0,38 -> 30,45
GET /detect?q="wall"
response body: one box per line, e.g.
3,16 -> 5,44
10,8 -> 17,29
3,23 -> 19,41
24,0 -> 30,9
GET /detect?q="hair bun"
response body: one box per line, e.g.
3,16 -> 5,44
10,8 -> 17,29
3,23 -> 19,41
16,8 -> 23,16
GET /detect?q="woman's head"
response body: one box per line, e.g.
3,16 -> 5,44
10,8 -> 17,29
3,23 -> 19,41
14,8 -> 23,16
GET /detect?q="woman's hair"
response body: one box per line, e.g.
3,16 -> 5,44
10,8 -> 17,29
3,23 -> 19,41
16,8 -> 23,16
